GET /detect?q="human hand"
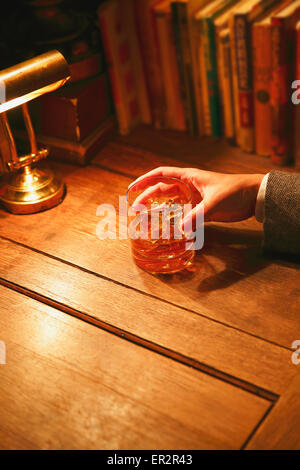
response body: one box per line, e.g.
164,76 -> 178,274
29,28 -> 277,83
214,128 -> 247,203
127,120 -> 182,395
128,167 -> 264,225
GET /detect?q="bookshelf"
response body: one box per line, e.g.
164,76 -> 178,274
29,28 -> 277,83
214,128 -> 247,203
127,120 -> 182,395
96,0 -> 300,170
92,123 -> 300,177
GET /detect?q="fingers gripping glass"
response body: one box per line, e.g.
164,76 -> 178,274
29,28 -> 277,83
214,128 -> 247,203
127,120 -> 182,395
126,176 -> 195,274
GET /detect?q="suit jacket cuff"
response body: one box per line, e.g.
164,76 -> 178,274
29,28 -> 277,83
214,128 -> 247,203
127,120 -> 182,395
255,173 -> 269,223
263,170 -> 300,255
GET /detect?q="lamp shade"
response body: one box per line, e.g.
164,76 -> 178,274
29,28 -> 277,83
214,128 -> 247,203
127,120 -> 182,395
0,50 -> 70,113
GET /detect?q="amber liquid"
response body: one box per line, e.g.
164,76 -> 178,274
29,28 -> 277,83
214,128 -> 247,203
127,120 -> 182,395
130,205 -> 194,274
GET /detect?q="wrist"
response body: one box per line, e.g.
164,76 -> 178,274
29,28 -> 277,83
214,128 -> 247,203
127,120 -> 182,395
244,174 -> 265,218
249,174 -> 265,193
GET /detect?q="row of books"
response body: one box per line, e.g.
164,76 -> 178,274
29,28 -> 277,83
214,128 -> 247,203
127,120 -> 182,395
97,0 -> 300,165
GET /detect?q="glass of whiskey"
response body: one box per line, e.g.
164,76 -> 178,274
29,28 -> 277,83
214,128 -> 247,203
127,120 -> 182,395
127,175 -> 195,274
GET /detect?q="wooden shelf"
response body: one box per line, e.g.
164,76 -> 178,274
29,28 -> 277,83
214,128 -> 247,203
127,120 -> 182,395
91,124 -> 300,178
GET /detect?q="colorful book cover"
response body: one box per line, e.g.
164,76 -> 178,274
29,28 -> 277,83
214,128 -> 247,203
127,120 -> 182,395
171,0 -> 198,135
171,0 -> 211,136
214,1 -> 247,139
98,0 -> 141,135
195,0 -> 225,136
134,0 -> 165,129
187,0 -> 213,137
229,0 -> 279,149
198,25 -> 212,135
252,1 -> 291,157
252,16 -> 273,156
121,0 -> 152,125
234,12 -> 253,151
233,0 -> 282,153
219,27 -> 235,138
196,0 -> 239,137
270,0 -> 300,165
153,0 -> 186,130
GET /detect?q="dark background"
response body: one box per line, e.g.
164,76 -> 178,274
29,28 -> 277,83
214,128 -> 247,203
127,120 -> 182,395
0,0 -> 107,69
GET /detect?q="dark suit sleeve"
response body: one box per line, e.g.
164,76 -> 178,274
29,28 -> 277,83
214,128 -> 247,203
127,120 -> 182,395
263,170 -> 300,255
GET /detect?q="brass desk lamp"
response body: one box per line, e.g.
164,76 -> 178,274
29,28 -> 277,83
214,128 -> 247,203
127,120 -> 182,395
0,50 -> 70,214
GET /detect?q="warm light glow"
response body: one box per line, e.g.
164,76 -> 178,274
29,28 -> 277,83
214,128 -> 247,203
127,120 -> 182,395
0,78 -> 69,113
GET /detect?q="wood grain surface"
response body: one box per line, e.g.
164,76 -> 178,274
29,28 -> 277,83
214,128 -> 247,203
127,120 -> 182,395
0,237 -> 295,398
0,161 -> 298,350
1,125 -> 299,449
246,373 -> 300,450
0,284 -> 269,450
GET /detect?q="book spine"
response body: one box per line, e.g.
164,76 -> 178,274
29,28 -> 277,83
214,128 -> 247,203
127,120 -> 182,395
166,7 -> 186,131
219,31 -> 235,139
123,0 -> 152,125
270,17 -> 294,165
197,19 -> 212,135
154,8 -> 186,130
98,3 -> 133,135
189,13 -> 205,136
234,14 -> 254,152
229,11 -> 241,146
202,17 -> 222,137
252,23 -> 272,156
134,0 -> 165,129
171,1 -> 198,136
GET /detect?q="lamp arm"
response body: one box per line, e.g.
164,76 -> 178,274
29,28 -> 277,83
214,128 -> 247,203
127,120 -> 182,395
1,112 -> 18,164
3,104 -> 48,172
22,102 -> 38,155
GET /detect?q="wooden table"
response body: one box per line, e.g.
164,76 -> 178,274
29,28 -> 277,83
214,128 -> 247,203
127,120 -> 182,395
0,125 -> 299,450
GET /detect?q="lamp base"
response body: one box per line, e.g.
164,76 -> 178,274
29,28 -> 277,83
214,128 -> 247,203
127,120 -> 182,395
0,164 -> 65,214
